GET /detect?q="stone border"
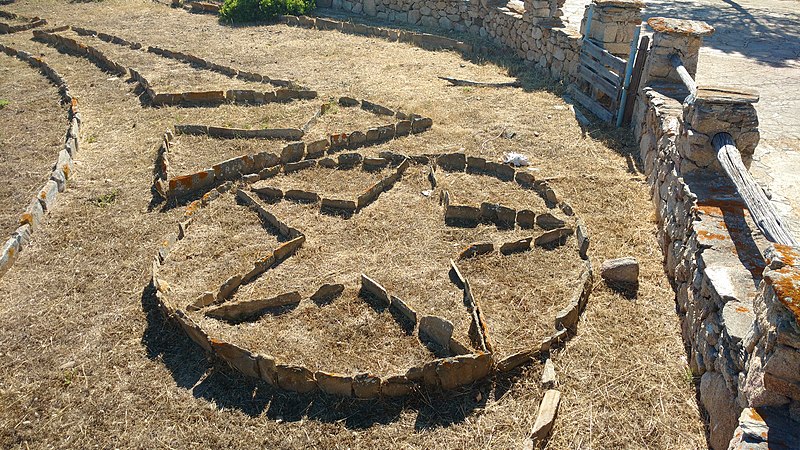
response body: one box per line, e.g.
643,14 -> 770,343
33,27 -> 316,107
159,113 -> 432,200
151,157 -> 594,399
279,14 -> 476,55
70,25 -> 297,89
0,44 -> 80,279
0,10 -> 46,34
434,151 -> 575,227
247,154 -> 410,215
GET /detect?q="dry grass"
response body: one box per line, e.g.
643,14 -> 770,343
57,27 -> 272,92
439,169 -> 550,212
0,1 -> 706,448
252,163 -> 392,197
167,134 -> 288,175
158,193 -> 280,306
0,54 -> 65,236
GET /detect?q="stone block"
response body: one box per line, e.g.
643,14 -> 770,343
37,180 -> 58,212
361,274 -> 390,306
0,236 -> 20,278
534,227 -> 573,247
21,197 -> 44,231
206,291 -> 301,322
517,209 -> 535,229
528,390 -> 561,446
419,315 -> 454,350
459,242 -> 494,259
210,339 -> 260,378
381,375 -> 416,397
281,141 -> 305,163
438,152 -> 467,171
436,353 -> 492,389
700,372 -> 741,450
536,212 -> 567,230
600,256 -> 639,284
353,373 -> 381,398
311,283 -> 344,304
316,371 -> 353,396
500,237 -> 533,255
276,364 -> 317,393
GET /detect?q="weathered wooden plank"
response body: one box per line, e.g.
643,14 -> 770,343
622,36 -> 649,126
567,84 -> 614,123
713,133 -> 798,246
579,52 -> 622,86
438,76 -> 521,88
578,64 -> 620,104
581,39 -> 626,74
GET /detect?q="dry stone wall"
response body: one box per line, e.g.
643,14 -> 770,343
632,18 -> 800,450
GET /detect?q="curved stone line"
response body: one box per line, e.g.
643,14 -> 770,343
0,44 -> 79,279
0,10 -> 46,34
33,28 -> 317,107
151,158 -> 594,396
157,115 -> 432,200
70,25 -> 297,89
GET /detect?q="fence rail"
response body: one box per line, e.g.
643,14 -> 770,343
713,133 -> 798,246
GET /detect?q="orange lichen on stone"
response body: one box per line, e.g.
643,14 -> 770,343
736,305 -> 751,313
772,244 -> 798,267
19,213 -> 34,226
647,17 -> 715,36
748,408 -> 764,422
169,175 -> 194,191
197,171 -> 209,180
697,229 -> 727,241
767,267 -> 800,321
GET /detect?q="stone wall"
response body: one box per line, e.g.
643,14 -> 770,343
632,17 -> 800,450
318,0 -> 634,84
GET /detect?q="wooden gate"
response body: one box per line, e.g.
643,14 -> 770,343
569,6 -> 647,127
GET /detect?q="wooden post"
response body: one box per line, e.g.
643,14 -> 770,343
713,133 -> 798,246
622,35 -> 649,126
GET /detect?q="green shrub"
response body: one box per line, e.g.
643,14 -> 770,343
219,0 -> 315,22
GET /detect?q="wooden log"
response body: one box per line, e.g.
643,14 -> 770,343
670,53 -> 697,103
713,133 -> 798,246
438,76 -> 521,88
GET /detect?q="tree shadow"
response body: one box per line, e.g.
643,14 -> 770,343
642,0 -> 800,67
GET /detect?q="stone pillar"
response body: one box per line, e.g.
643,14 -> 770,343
580,0 -> 645,58
524,0 -> 564,24
641,17 -> 714,86
680,87 -> 760,172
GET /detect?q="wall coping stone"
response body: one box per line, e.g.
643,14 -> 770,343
647,17 -> 714,36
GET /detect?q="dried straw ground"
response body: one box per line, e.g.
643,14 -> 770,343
0,0 -> 706,448
0,54 -> 65,237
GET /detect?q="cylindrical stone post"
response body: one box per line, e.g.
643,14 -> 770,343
641,17 -> 714,86
580,0 -> 645,58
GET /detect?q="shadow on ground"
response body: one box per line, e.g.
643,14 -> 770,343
140,281 -> 493,429
641,0 -> 800,67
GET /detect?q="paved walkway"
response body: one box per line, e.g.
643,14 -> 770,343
563,0 -> 800,241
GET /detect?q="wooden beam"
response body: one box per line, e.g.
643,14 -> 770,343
438,76 -> 521,88
622,35 -> 649,126
713,133 -> 798,246
670,53 -> 697,103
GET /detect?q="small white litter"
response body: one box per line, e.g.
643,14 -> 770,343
503,152 -> 529,167
421,190 -> 433,197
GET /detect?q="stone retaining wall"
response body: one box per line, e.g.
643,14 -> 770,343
631,18 -> 800,450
